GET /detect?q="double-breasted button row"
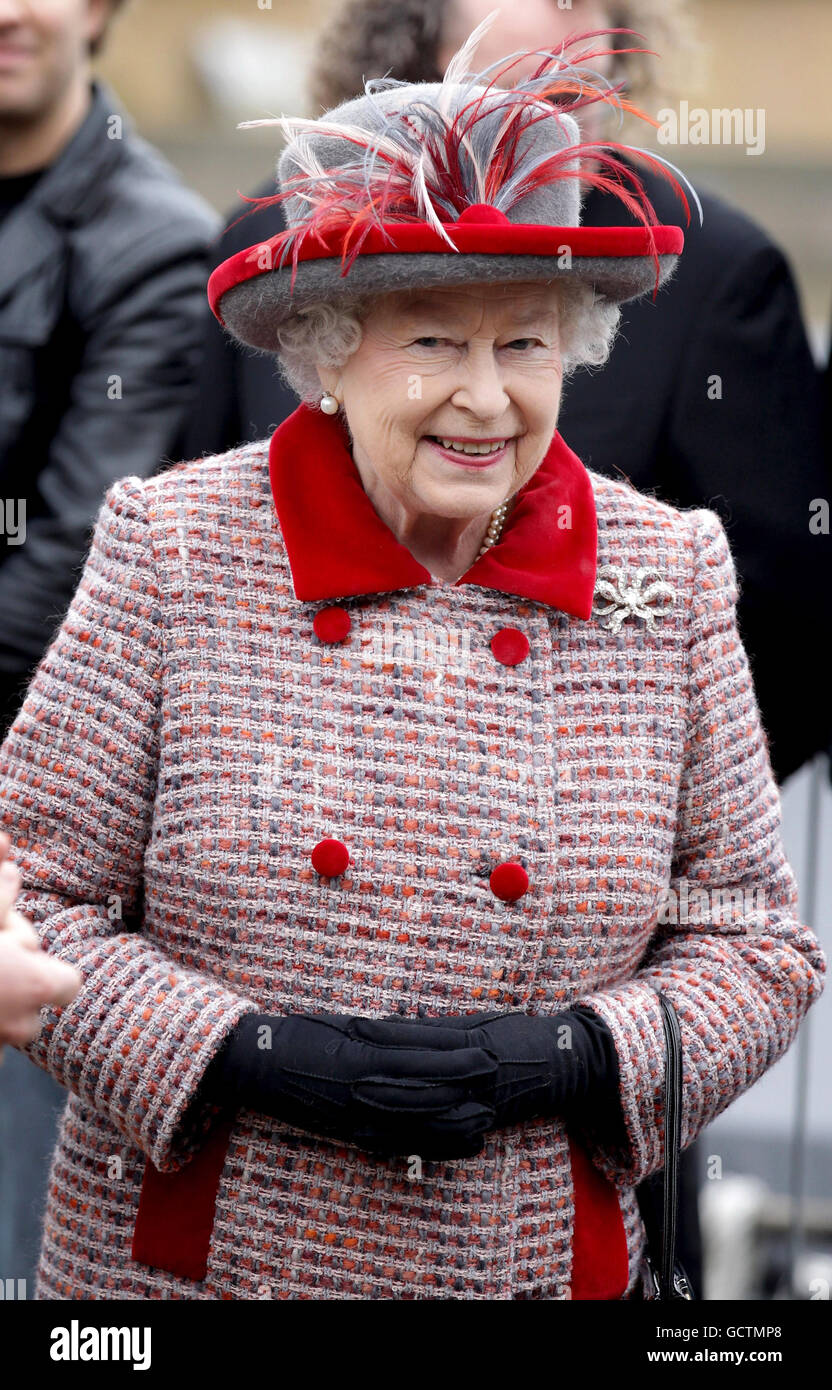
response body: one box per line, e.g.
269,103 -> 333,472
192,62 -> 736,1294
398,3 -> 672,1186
313,605 -> 529,666
311,838 -> 529,901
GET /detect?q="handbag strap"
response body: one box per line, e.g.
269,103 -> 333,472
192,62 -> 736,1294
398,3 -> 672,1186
635,991 -> 695,1299
657,991 -> 683,1297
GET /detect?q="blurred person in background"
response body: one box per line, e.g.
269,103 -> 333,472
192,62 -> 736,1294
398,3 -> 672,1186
0,0 -> 219,1293
0,0 -> 220,740
184,0 -> 830,795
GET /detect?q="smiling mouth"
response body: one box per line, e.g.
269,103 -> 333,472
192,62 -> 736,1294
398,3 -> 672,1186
424,436 -> 513,456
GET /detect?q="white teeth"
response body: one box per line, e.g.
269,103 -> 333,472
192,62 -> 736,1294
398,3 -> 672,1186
437,438 -> 507,455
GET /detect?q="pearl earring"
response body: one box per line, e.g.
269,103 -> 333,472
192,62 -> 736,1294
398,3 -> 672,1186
320,392 -> 339,415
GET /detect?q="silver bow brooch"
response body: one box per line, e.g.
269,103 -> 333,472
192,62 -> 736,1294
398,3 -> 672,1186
592,566 -> 676,634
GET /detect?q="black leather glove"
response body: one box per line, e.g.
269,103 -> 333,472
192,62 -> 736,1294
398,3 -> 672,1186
200,1011 -> 498,1159
354,1007 -> 621,1130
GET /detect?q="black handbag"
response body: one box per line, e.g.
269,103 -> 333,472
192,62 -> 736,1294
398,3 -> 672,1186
635,992 -> 696,1300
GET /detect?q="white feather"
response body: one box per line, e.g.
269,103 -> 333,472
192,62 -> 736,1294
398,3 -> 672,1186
438,8 -> 501,117
414,153 -> 458,249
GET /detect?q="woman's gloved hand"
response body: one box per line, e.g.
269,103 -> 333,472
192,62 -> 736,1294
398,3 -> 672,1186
201,1011 -> 498,1159
354,1007 -> 621,1130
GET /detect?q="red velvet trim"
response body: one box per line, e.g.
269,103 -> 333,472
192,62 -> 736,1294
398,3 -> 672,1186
568,1134 -> 629,1299
208,222 -> 684,317
131,1116 -> 236,1282
268,404 -> 598,617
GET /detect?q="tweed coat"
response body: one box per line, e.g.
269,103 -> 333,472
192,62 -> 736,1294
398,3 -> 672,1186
0,402 -> 824,1301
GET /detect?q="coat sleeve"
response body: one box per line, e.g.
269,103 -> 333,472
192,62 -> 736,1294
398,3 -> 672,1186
0,476 -> 256,1172
569,507 -> 827,1190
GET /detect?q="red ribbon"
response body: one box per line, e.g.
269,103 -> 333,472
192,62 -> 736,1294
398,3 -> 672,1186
131,1114 -> 236,1282
568,1133 -> 629,1299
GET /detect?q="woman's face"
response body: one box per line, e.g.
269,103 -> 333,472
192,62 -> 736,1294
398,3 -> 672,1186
319,281 -> 565,526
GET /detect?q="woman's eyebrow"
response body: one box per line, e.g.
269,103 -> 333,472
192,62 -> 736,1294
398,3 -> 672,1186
396,305 -> 558,332
397,302 -> 467,326
499,305 -> 561,329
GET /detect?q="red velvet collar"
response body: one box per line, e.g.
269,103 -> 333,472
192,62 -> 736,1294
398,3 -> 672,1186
268,403 -> 598,618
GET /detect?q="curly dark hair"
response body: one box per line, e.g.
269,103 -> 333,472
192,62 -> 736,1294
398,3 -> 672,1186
307,0 -> 698,115
308,0 -> 446,112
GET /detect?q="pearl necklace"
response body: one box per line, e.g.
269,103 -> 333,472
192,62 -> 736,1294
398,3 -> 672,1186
476,495 -> 513,560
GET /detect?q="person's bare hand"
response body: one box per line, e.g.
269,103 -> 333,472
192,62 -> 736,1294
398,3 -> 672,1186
1,838 -> 38,949
0,830 -> 82,1054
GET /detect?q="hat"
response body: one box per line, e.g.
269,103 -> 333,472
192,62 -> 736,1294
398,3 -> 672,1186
208,21 -> 698,353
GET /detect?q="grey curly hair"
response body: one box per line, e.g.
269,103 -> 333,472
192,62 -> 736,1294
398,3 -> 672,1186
275,280 -> 622,403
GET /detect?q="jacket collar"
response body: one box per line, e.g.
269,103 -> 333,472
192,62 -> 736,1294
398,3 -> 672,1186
268,402 -> 598,618
0,81 -> 125,320
26,78 -> 126,226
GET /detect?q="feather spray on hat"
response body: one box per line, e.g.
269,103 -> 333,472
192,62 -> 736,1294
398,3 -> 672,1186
230,15 -> 700,289
208,14 -> 700,349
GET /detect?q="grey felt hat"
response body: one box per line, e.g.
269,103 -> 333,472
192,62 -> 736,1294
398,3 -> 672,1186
208,30 -> 691,353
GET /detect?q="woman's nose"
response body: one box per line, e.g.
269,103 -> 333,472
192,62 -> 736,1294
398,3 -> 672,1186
450,348 -> 511,419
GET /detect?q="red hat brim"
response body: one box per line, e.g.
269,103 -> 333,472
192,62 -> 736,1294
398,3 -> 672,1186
208,214 -> 684,350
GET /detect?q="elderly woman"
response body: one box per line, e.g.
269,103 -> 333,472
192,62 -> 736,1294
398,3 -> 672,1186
0,28 -> 825,1302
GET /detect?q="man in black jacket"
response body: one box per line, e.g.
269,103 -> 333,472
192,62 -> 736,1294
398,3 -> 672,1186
0,0 -> 220,738
183,0 -> 830,790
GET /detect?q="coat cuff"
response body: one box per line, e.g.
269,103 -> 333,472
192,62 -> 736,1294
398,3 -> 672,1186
568,982 -> 667,1189
135,993 -> 259,1172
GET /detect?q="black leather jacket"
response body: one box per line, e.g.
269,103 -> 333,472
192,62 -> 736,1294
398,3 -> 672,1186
0,78 -> 219,730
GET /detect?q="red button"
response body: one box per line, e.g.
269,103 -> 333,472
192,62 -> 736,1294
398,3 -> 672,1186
490,627 -> 529,666
313,606 -> 351,643
311,838 -> 350,877
489,861 -> 529,902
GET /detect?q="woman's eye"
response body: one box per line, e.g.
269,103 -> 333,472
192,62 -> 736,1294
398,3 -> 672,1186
413,337 -> 445,348
504,338 -> 540,351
